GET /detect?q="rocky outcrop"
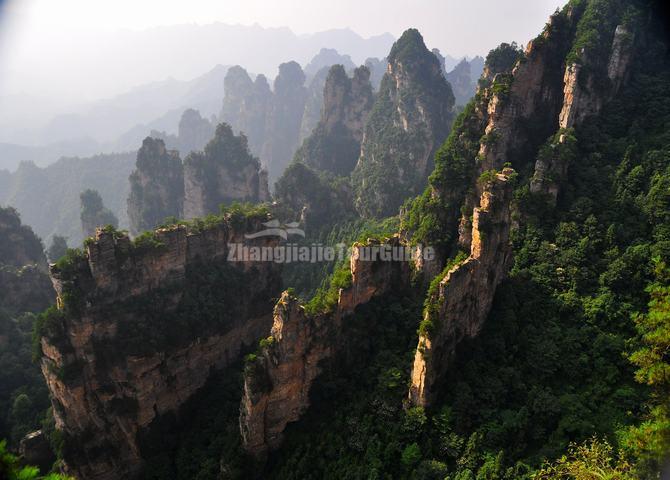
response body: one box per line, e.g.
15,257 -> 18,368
19,430 -> 55,473
176,108 -> 215,155
80,189 -> 118,239
240,236 -> 410,457
127,137 -> 184,235
220,66 -> 272,158
261,61 -> 309,184
408,169 -> 515,407
38,215 -> 282,480
183,123 -> 270,219
445,57 -> 485,106
352,28 -> 455,218
294,64 -> 374,176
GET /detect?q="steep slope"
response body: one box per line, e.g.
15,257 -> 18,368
352,29 -> 456,218
183,123 -> 270,219
294,65 -> 374,176
35,210 -> 282,479
0,207 -> 53,445
220,66 -> 272,158
261,62 -> 309,184
240,236 -> 410,457
127,137 -> 184,235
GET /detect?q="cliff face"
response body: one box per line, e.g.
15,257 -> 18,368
176,108 -> 215,155
183,123 -> 270,219
127,137 -> 184,235
352,29 -> 455,218
445,57 -> 484,106
38,216 -> 282,480
261,61 -> 309,184
240,236 -> 410,457
531,21 -> 635,200
294,64 -> 374,176
220,67 -> 272,158
409,169 -> 515,407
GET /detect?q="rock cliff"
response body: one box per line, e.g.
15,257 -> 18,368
294,64 -> 374,176
352,29 -> 455,218
127,137 -> 184,235
261,62 -> 309,184
240,236 -> 410,457
220,66 -> 272,158
408,169 -> 515,407
183,123 -> 270,219
37,214 -> 282,479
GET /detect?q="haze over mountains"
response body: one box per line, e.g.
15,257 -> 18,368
0,23 -> 478,173
0,24 -> 395,164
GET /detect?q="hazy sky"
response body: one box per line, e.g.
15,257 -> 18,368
0,0 -> 562,110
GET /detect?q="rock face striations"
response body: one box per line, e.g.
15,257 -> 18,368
294,64 -> 374,176
127,137 -> 184,235
240,236 -> 410,457
37,214 -> 282,480
352,29 -> 456,218
408,169 -> 515,407
183,123 -> 270,219
406,0 -> 639,406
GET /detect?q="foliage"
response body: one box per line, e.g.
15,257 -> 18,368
46,237 -> 68,263
620,260 -> 670,476
0,439 -> 71,479
352,28 -> 455,218
303,263 -> 353,315
533,438 -> 634,480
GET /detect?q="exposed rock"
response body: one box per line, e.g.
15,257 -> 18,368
446,57 -> 484,106
19,430 -> 55,473
127,137 -> 184,235
298,66 -> 331,145
38,216 -> 282,480
220,67 -> 272,158
176,108 -> 215,155
352,29 -> 455,218
408,169 -> 515,407
183,123 -> 270,219
240,236 -> 410,457
364,57 -> 386,91
261,61 -> 309,184
294,64 -> 374,176
303,48 -> 356,79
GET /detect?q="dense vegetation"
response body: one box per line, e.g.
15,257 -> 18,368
352,28 -> 455,218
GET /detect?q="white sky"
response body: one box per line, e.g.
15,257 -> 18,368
0,0 -> 563,104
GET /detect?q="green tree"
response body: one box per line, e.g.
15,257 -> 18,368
46,236 -> 68,263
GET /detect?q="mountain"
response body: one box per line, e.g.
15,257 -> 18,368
294,65 -> 374,176
0,153 -> 135,246
352,29 -> 456,218
1,25 -> 395,162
